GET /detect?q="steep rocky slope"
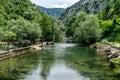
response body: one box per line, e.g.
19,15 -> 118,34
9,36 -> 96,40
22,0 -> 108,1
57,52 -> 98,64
98,0 -> 120,20
59,0 -> 110,25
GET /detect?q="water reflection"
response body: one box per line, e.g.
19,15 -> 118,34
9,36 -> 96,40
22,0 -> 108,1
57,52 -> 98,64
0,50 -> 41,80
40,50 -> 55,80
0,43 -> 120,80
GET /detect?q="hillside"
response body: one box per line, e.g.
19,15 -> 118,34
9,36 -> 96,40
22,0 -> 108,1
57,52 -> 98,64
98,0 -> 120,42
98,0 -> 120,20
59,0 -> 110,25
0,0 -> 63,47
0,0 -> 43,26
37,6 -> 65,18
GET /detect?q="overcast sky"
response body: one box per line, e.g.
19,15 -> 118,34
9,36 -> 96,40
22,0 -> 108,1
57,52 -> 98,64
30,0 -> 79,8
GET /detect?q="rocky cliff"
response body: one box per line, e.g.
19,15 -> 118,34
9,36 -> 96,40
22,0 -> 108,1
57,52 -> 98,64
59,0 -> 110,25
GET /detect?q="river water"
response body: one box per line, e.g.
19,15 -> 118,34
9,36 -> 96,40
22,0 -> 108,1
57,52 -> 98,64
0,43 -> 120,80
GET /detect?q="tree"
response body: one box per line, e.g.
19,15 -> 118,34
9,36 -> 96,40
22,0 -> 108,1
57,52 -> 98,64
3,31 -> 16,42
7,17 -> 41,46
40,15 -> 63,42
73,14 -> 101,45
66,12 -> 87,37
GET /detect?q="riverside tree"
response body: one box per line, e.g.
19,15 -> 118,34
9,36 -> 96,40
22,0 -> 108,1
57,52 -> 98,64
7,17 -> 42,47
40,15 -> 63,42
66,12 -> 102,45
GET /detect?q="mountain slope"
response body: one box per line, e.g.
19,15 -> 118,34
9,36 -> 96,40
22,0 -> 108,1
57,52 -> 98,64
0,0 -> 63,46
98,0 -> 120,42
0,0 -> 44,26
98,0 -> 120,20
37,6 -> 65,18
59,0 -> 110,25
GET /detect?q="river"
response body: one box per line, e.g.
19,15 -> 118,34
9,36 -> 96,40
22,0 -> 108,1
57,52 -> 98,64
0,43 -> 120,80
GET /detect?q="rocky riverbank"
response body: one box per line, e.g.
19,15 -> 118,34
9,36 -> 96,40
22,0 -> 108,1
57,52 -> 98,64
0,42 -> 54,61
90,42 -> 120,60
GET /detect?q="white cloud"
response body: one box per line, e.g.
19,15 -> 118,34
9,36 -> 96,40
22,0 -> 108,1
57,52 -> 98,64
30,0 -> 79,8
54,4 -> 68,8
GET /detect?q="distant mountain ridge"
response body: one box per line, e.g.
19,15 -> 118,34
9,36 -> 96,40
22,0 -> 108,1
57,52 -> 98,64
37,6 -> 65,18
59,0 -> 111,25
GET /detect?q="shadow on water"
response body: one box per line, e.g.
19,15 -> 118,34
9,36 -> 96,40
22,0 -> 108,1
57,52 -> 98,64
0,43 -> 120,80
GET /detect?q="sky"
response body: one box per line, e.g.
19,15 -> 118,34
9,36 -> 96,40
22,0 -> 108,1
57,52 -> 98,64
30,0 -> 79,8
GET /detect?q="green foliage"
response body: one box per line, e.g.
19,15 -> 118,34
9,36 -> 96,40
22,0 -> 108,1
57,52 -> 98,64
99,17 -> 120,42
98,0 -> 120,42
110,58 -> 120,64
66,16 -> 77,37
99,20 -> 113,38
3,31 -> 16,43
66,12 -> 87,37
59,0 -> 110,25
98,0 -> 120,20
73,14 -> 101,44
0,0 -> 63,47
7,17 -> 41,46
66,12 -> 101,45
40,15 -> 63,42
0,28 -> 4,41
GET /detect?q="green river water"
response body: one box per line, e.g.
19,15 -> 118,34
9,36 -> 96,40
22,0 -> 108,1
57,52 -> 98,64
0,43 -> 120,80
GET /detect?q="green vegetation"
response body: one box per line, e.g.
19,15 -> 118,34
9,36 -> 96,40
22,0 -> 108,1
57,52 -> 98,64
66,12 -> 101,45
109,58 -> 120,74
98,0 -> 120,20
7,18 -> 41,46
98,0 -> 120,43
0,0 -> 63,47
40,15 -> 63,42
64,0 -> 120,44
99,18 -> 120,42
59,0 -> 110,25
110,58 -> 120,64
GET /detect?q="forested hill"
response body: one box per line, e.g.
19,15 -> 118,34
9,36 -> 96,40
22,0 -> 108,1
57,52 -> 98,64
0,0 -> 43,26
59,0 -> 110,25
0,0 -> 63,47
37,6 -> 65,18
98,0 -> 120,42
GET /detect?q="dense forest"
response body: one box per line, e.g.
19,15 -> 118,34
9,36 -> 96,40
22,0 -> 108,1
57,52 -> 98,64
0,0 -> 63,47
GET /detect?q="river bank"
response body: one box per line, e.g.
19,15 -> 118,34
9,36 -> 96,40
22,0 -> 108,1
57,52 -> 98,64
0,42 -> 54,61
90,41 -> 120,60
